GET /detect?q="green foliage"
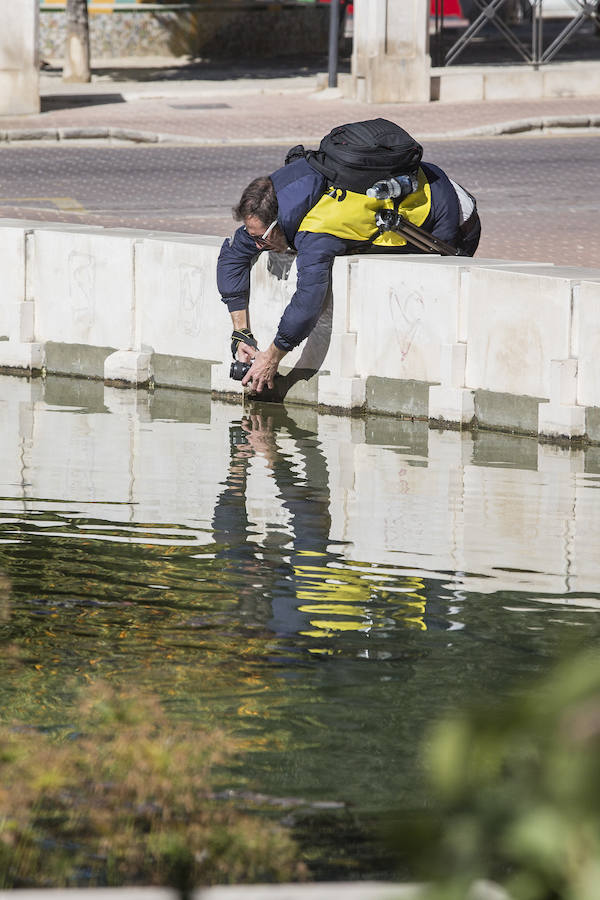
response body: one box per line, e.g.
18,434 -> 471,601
393,650 -> 600,900
0,682 -> 304,894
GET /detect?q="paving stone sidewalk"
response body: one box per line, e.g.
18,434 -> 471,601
0,58 -> 599,146
1,59 -> 599,266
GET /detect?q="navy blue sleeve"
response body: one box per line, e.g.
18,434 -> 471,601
421,162 -> 461,246
216,225 -> 261,312
274,231 -> 347,352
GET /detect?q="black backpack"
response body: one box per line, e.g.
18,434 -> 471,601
286,118 -> 423,195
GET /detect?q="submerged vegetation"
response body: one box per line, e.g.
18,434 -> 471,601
0,681 -> 304,894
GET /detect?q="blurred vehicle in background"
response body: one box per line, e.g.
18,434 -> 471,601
431,0 -> 598,22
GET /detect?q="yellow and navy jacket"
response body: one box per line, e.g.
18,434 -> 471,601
217,157 -> 465,353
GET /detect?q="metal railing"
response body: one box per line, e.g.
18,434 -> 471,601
39,1 -> 323,11
431,0 -> 600,66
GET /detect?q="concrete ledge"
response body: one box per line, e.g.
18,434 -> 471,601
152,353 -> 214,392
474,389 -> 545,436
45,342 -> 117,380
0,877 -> 510,899
431,60 -> 600,105
366,377 -> 432,420
1,218 -> 600,444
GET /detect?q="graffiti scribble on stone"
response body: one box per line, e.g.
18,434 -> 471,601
388,288 -> 424,361
68,251 -> 96,335
179,264 -> 203,336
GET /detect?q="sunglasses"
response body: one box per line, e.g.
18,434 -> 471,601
245,219 -> 278,248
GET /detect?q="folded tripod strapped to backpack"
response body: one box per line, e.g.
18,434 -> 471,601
286,118 -> 472,257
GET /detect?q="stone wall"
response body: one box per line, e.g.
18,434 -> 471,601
1,218 -> 600,444
40,7 -> 331,60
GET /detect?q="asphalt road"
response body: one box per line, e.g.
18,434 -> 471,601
0,133 -> 598,267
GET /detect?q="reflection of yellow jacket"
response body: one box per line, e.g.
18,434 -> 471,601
299,167 -> 431,248
293,551 -> 427,647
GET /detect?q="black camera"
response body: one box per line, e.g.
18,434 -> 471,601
230,360 -> 252,381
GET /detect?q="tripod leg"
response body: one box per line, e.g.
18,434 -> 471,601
393,217 -> 459,257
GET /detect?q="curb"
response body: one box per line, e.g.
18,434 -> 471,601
1,116 -> 599,147
422,113 -> 600,139
0,879 -> 511,899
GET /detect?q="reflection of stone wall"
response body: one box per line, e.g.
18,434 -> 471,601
40,8 -> 330,59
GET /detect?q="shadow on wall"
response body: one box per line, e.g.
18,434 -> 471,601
40,6 -> 339,61
247,255 -> 333,405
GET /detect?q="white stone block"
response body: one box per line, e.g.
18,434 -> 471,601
330,257 -> 355,334
0,341 -> 43,370
575,280 -> 600,408
8,302 -> 35,343
440,342 -> 467,388
465,266 -> 577,398
429,385 -> 475,425
549,358 -> 578,406
483,68 -> 544,101
432,68 -> 484,103
0,226 -> 27,338
353,257 -> 462,382
136,235 -> 228,363
318,374 -> 366,410
33,229 -> 137,348
538,401 -> 586,440
104,350 -> 152,385
327,333 -> 358,379
543,63 -> 600,99
458,270 -> 471,344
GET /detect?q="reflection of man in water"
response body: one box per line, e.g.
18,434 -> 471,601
212,406 -> 429,649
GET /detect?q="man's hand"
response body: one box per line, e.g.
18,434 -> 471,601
242,343 -> 286,393
236,341 -> 255,363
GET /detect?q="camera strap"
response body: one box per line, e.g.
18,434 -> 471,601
231,329 -> 258,359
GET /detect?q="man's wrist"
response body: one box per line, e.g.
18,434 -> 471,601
231,309 -> 249,330
266,343 -> 286,363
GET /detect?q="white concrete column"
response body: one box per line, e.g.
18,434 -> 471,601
0,0 -> 39,116
352,0 -> 431,103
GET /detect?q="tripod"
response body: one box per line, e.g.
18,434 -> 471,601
375,208 -> 461,257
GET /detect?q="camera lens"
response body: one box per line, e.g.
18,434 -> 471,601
230,360 -> 251,381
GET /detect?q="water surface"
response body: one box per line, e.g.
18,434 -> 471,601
1,373 -> 599,877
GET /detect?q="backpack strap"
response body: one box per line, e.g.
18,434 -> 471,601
285,144 -> 307,166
